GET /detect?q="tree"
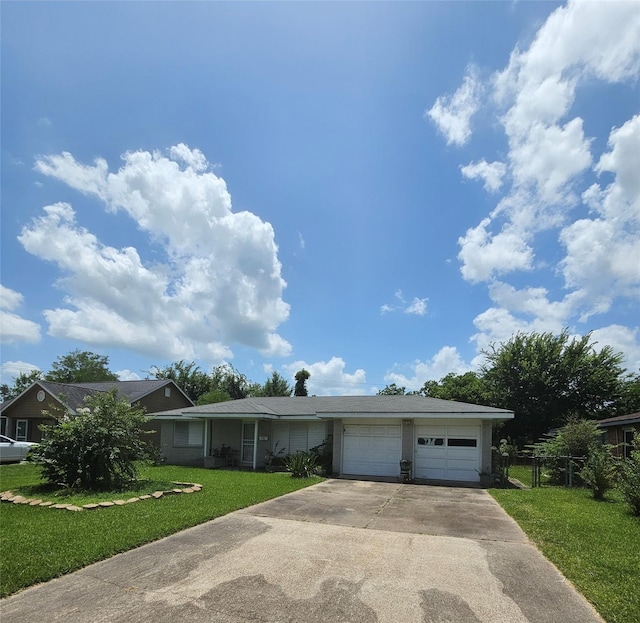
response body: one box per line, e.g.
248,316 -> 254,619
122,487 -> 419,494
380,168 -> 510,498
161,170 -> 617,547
482,330 -> 625,445
151,360 -> 211,403
618,372 -> 640,415
294,369 -> 310,397
210,364 -> 258,400
196,389 -> 233,405
45,350 -> 119,384
0,369 -> 43,402
377,383 -> 407,395
34,389 -> 152,490
261,371 -> 293,397
421,372 -> 490,405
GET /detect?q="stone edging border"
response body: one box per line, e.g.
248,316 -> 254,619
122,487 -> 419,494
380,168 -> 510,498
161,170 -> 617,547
0,482 -> 202,512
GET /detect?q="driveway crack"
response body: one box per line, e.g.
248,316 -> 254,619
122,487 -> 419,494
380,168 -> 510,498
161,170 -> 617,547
363,484 -> 403,529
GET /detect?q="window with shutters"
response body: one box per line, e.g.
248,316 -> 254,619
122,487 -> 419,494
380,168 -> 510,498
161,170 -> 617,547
173,421 -> 203,447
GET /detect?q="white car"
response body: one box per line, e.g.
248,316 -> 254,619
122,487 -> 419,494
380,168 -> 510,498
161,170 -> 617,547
0,435 -> 37,464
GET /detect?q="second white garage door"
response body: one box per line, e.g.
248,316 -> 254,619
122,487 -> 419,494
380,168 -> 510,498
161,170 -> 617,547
342,423 -> 402,477
414,425 -> 480,482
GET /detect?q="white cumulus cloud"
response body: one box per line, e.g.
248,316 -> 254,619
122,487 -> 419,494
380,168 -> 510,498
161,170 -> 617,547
23,145 -> 291,361
282,357 -> 367,396
428,1 -> 640,363
460,160 -> 507,193
0,361 -> 41,386
0,285 -> 41,344
384,347 -> 471,392
426,65 -> 483,147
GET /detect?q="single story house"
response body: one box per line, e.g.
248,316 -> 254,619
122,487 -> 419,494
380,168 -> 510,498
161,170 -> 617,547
0,379 -> 193,444
598,412 -> 640,458
151,395 -> 514,484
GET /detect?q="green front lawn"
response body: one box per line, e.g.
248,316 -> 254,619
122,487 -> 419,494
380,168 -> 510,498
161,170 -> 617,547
0,463 -> 321,598
491,485 -> 640,623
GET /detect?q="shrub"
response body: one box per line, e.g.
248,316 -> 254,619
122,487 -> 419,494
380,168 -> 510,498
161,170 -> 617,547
618,431 -> 640,516
535,418 -> 602,485
309,437 -> 333,475
284,451 -> 317,478
579,444 -> 616,500
34,390 -> 153,491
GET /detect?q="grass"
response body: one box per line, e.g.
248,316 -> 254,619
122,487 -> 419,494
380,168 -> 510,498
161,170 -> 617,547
0,463 -> 321,597
490,485 -> 640,623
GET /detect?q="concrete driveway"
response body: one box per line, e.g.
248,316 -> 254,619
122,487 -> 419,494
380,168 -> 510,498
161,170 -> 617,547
1,479 -> 603,623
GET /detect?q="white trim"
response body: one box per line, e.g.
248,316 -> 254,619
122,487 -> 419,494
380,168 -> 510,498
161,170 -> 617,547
319,412 -> 512,420
15,419 -> 29,442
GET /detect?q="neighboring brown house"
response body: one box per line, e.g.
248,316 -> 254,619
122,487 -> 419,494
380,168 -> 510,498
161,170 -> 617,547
598,412 -> 640,458
0,380 -> 193,445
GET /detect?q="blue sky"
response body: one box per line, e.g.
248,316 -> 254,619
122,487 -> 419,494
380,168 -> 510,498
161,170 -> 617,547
2,1 -> 639,395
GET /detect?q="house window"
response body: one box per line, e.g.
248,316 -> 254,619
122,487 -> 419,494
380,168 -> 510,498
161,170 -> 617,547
164,387 -> 171,398
447,438 -> 477,448
174,421 -> 203,447
0,416 -> 6,436
16,420 -> 29,442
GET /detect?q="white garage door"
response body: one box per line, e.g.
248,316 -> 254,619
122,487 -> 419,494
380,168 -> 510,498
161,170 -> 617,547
342,424 -> 402,477
414,425 -> 480,482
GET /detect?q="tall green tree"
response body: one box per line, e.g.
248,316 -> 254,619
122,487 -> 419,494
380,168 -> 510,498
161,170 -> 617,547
618,372 -> 640,415
261,371 -> 293,397
377,383 -> 407,395
210,364 -> 259,400
294,369 -> 310,397
0,369 -> 43,402
45,350 -> 119,384
421,372 -> 490,406
151,360 -> 211,403
482,330 -> 625,445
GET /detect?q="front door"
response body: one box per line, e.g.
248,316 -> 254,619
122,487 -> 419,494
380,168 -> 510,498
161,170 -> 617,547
241,421 -> 256,466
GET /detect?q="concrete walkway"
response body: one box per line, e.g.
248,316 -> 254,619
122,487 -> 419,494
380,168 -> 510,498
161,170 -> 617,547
1,479 -> 604,623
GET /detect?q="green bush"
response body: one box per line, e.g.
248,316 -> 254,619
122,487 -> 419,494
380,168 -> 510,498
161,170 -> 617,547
535,418 -> 602,485
618,431 -> 640,516
579,444 -> 616,500
309,437 -> 333,475
284,451 -> 317,478
33,389 -> 153,490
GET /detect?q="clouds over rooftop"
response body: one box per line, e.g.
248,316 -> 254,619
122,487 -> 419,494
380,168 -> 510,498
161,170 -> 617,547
429,0 -> 640,368
21,145 -> 291,362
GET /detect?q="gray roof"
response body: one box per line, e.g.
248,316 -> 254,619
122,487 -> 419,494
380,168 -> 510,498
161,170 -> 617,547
598,412 -> 640,427
152,395 -> 513,419
1,379 -> 191,414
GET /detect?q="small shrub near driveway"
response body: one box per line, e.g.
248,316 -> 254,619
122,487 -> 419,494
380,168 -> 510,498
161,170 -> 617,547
0,463 -> 322,597
284,451 -> 317,478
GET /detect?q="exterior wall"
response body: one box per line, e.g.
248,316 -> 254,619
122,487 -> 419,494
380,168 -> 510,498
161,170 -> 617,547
159,420 -> 205,466
256,420 -> 272,468
604,424 -> 640,457
210,419 -> 243,456
401,420 -> 413,463
332,418 -> 343,475
135,386 -> 192,414
481,420 -> 493,475
2,385 -> 63,441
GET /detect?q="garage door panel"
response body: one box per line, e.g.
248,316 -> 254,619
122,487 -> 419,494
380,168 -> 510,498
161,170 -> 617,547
414,425 -> 480,482
343,425 -> 401,477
